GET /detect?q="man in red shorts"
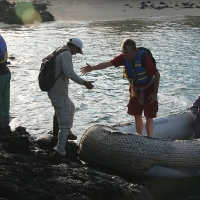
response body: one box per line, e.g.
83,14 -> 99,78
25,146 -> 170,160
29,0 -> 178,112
80,39 -> 160,137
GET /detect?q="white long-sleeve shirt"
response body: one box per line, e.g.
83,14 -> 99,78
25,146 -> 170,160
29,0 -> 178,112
48,45 -> 84,98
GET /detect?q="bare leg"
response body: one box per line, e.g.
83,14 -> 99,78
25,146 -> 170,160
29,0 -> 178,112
145,117 -> 154,137
134,115 -> 143,135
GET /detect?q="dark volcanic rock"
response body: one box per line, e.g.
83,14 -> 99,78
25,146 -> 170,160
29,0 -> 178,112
40,11 -> 54,22
0,0 -> 54,25
0,0 -> 12,22
0,128 -> 152,200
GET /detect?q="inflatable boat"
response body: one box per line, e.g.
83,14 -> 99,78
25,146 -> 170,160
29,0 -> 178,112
114,111 -> 194,140
78,111 -> 200,178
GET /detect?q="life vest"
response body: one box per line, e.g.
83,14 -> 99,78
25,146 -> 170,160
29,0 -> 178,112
0,35 -> 8,66
123,49 -> 151,85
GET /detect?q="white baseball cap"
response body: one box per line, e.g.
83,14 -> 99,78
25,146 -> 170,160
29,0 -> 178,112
69,38 -> 83,54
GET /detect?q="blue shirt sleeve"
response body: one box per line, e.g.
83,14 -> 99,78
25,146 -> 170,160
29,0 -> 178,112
0,35 -> 8,63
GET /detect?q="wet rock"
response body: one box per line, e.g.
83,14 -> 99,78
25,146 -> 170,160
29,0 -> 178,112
40,11 -> 54,22
8,56 -> 15,60
33,3 -> 47,12
138,1 -> 200,11
0,0 -> 11,21
0,127 -> 152,200
140,2 -> 148,9
160,1 -> 166,5
0,0 -> 55,25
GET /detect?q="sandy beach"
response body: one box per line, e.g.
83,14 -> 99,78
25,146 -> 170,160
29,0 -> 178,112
48,0 -> 200,21
5,0 -> 200,22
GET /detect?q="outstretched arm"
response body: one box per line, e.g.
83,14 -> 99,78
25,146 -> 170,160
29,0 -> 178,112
80,62 -> 113,75
60,51 -> 94,89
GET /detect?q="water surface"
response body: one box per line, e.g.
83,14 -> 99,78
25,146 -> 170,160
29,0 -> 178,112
1,15 -> 200,200
2,16 -> 200,139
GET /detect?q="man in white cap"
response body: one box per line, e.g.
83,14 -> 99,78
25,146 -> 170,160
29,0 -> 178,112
48,38 -> 94,164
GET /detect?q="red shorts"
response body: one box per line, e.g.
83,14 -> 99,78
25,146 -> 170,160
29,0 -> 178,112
127,97 -> 158,118
127,82 -> 158,118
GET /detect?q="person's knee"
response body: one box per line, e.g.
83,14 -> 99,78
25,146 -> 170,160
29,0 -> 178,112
57,115 -> 72,129
58,127 -> 70,135
145,117 -> 153,123
134,115 -> 142,122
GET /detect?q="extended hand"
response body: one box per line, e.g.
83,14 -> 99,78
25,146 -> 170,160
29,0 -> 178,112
84,81 -> 94,89
80,63 -> 92,75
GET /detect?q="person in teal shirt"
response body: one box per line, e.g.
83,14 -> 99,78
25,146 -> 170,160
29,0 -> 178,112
0,34 -> 11,135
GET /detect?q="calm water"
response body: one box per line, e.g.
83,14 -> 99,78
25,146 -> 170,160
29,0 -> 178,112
1,16 -> 200,199
1,16 -> 200,140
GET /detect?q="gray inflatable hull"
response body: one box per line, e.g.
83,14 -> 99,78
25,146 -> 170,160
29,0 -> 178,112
114,111 -> 194,140
79,111 -> 200,178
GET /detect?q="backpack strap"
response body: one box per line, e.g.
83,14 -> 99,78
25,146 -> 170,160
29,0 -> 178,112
53,47 -> 68,57
138,47 -> 156,67
54,71 -> 63,82
52,48 -> 69,80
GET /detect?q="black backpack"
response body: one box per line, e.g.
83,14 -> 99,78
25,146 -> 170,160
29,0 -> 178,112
138,47 -> 156,67
38,48 -> 68,92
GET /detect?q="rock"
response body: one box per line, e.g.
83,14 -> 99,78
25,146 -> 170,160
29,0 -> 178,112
33,3 -> 47,12
140,2 -> 149,9
0,127 -> 152,200
1,0 -> 55,25
8,56 -> 15,60
4,7 -> 23,25
160,1 -> 166,5
0,0 -> 11,19
40,11 -> 54,22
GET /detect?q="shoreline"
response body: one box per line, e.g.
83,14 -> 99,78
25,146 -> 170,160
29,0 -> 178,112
1,12 -> 200,28
47,9 -> 200,22
46,0 -> 200,22
0,0 -> 198,26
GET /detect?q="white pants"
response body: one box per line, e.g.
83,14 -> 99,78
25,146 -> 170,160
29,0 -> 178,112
50,95 -> 75,156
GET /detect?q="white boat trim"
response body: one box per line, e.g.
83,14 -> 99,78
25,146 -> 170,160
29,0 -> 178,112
114,110 -> 194,140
